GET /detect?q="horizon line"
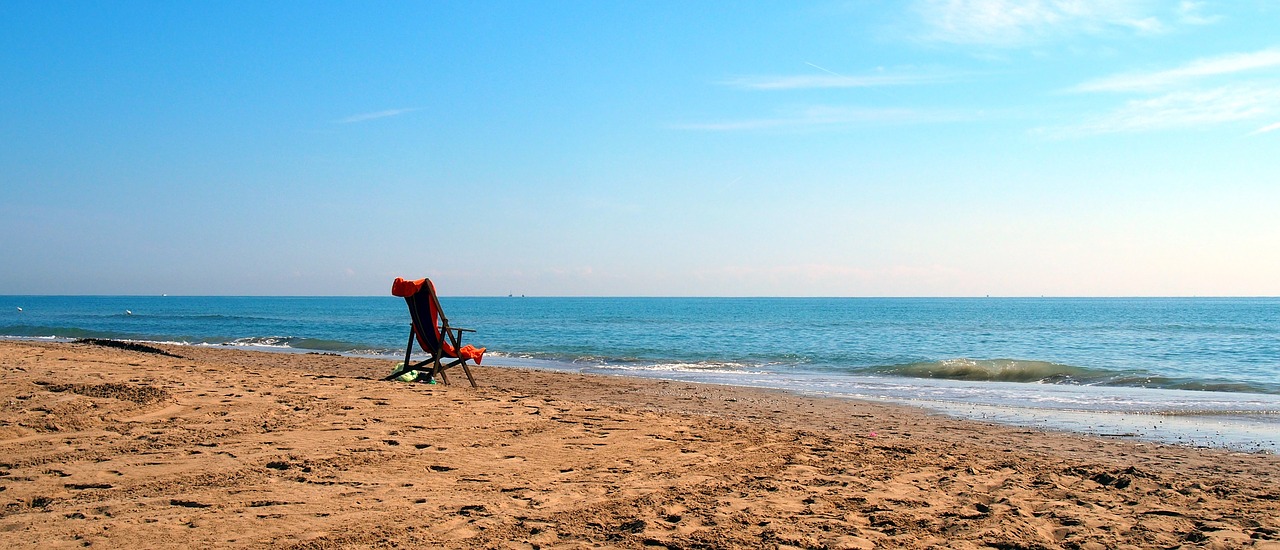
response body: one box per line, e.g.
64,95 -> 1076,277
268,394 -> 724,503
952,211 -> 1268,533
3,294 -> 1277,299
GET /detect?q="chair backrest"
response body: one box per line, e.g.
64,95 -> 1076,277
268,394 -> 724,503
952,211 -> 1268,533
392,277 -> 447,353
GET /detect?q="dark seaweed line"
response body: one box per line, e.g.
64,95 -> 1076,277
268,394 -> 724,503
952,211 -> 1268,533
74,338 -> 184,359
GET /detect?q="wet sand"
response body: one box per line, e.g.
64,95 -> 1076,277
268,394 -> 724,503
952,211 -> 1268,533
1,340 -> 1277,549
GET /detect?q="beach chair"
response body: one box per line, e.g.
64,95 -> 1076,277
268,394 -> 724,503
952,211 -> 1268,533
386,277 -> 485,387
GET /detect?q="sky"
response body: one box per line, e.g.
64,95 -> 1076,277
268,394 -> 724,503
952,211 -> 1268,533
2,1 -> 1278,297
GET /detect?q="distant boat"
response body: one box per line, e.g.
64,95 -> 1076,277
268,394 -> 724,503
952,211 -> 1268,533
15,307 -> 21,312
125,310 -> 133,316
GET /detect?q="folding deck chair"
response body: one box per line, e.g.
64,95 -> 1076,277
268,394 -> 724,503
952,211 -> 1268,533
386,277 -> 485,387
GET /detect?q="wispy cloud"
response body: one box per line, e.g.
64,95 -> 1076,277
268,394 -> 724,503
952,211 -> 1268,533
1176,1 -> 1221,26
1073,48 -> 1280,92
1249,121 -> 1280,135
724,69 -> 960,90
673,106 -> 972,131
915,0 -> 1173,46
1046,85 -> 1280,136
1053,46 -> 1280,135
336,108 -> 418,124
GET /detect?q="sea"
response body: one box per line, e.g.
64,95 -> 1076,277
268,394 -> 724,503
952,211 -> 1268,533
3,295 -> 1278,452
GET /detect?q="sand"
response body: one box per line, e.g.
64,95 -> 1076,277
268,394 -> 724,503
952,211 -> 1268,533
1,340 -> 1277,549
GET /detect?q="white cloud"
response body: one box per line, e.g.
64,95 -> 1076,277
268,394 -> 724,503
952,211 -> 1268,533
1177,1 -> 1221,25
1073,48 -> 1280,92
336,108 -> 419,124
1059,46 -> 1280,135
1048,85 -> 1280,135
915,0 -> 1167,46
1250,121 -> 1280,135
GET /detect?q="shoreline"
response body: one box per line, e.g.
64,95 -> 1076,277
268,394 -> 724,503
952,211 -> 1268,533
2,340 -> 1278,548
554,362 -> 1280,454
6,335 -> 1278,453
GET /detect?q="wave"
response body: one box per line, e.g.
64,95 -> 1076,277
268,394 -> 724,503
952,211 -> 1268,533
480,350 -> 777,376
860,358 -> 1280,395
0,324 -> 144,340
219,336 -> 394,355
864,358 -> 1109,384
480,350 -> 1280,395
0,326 -> 397,356
7,320 -> 1277,395
592,360 -> 769,375
1139,409 -> 1280,418
1105,375 -> 1280,395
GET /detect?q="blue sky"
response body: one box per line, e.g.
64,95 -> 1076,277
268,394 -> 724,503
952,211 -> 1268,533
2,1 -> 1278,296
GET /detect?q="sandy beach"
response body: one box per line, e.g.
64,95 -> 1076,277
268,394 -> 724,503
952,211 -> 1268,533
0,340 -> 1277,549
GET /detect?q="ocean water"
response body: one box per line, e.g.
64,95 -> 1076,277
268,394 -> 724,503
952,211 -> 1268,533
3,296 -> 1278,451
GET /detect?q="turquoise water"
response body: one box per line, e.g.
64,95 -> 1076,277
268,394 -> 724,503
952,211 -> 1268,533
3,296 -> 1278,450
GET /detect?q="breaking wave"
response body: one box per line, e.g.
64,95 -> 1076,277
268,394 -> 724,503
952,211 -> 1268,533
867,358 -> 1108,384
0,326 -> 396,356
862,358 -> 1279,395
218,336 -> 394,355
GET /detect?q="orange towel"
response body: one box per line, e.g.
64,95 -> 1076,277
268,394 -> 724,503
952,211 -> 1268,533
444,343 -> 486,364
392,277 -> 427,297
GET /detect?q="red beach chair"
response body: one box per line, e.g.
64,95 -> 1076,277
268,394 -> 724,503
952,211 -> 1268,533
387,277 -> 485,387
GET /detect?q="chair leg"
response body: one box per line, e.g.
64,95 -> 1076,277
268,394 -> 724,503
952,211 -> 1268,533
402,327 -> 414,371
461,363 -> 477,387
426,358 -> 445,384
385,328 -> 420,381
